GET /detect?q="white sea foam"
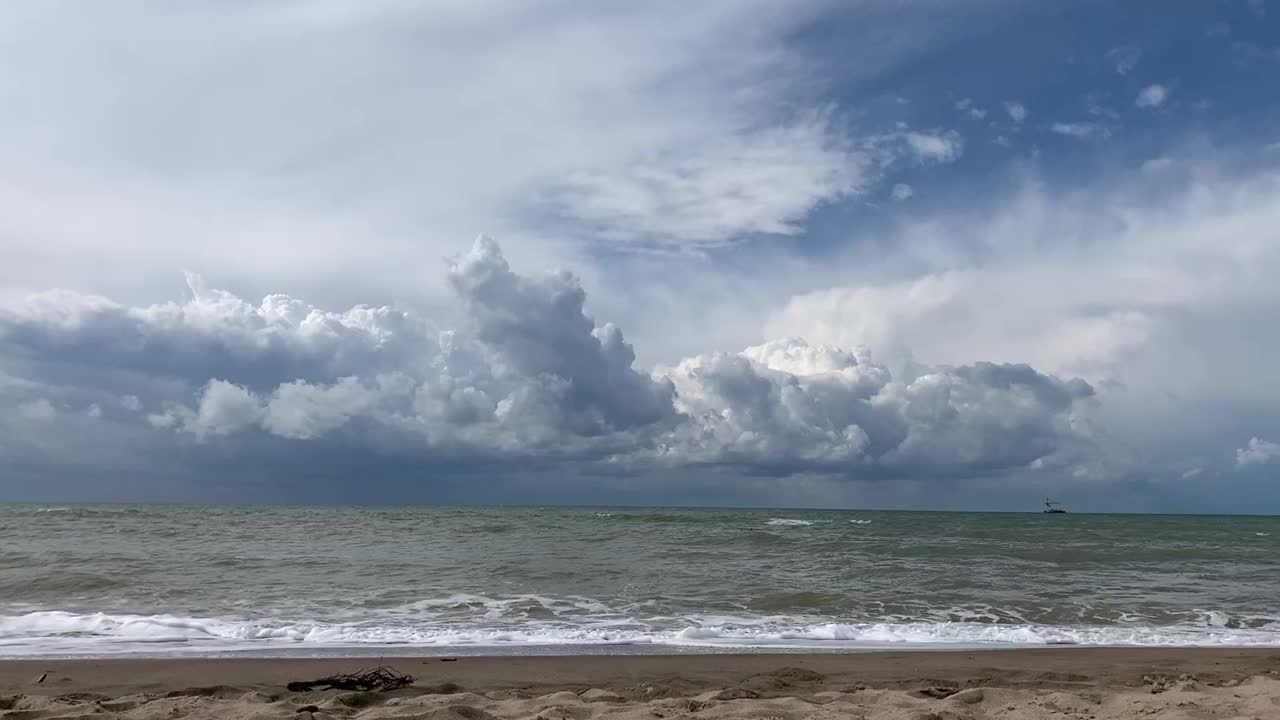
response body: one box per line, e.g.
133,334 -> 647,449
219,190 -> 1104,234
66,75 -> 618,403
393,593 -> 618,619
669,619 -> 1280,647
848,519 -> 873,525
766,518 -> 813,526
3,609 -> 1279,657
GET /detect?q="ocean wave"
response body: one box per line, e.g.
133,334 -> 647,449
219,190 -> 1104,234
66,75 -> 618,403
598,512 -> 711,524
766,518 -> 813,526
0,610 -> 650,654
848,519 -> 873,525
4,608 -> 1279,657
465,522 -> 514,534
0,572 -> 128,595
31,506 -> 145,518
392,593 -> 619,619
669,618 -> 1280,647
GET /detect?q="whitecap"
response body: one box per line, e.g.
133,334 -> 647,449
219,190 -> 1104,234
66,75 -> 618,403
766,518 -> 813,526
848,519 -> 873,525
5,608 -> 1280,657
669,617 -> 1280,649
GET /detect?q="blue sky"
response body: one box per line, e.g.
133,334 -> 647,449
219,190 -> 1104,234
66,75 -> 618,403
0,0 -> 1278,511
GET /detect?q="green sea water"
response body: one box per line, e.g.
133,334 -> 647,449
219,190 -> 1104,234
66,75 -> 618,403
1,505 -> 1277,656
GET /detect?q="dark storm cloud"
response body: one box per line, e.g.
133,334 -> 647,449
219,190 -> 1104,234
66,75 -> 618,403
0,238 -> 1097,499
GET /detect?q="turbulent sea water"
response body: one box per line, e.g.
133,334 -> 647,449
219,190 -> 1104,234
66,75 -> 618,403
1,505 -> 1278,657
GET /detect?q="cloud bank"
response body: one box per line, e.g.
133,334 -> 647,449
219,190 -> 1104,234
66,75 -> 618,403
0,238 -> 1095,490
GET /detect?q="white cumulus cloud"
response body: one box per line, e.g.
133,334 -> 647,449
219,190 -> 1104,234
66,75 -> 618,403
0,237 -> 1093,482
1004,101 -> 1028,124
0,274 -> 432,393
655,338 -> 1092,476
903,131 -> 965,164
1136,83 -> 1170,109
765,165 -> 1280,482
1237,437 -> 1280,467
955,98 -> 987,119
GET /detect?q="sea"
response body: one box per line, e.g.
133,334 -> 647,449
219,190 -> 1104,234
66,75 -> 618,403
1,505 -> 1278,658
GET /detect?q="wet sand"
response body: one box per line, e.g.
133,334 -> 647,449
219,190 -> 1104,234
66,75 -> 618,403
3,648 -> 1280,719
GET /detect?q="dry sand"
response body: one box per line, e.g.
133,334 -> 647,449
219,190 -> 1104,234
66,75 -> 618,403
3,649 -> 1280,720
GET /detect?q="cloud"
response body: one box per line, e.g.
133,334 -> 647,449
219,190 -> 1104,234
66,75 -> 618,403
1236,437 -> 1280,467
0,0 -> 970,306
0,276 -> 432,393
902,131 -> 965,164
1136,84 -> 1170,109
765,164 -> 1280,482
549,110 -> 873,246
15,399 -> 56,423
1,2 -> 1276,509
1085,92 -> 1121,120
768,168 -> 1280,376
443,235 -> 677,435
1051,122 -> 1109,140
1107,46 -> 1142,75
955,98 -> 987,119
0,237 -> 1093,486
264,376 -> 409,441
655,339 -> 1093,477
181,380 -> 265,440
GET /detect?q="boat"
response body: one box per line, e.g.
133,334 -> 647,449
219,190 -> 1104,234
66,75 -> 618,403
1043,498 -> 1067,514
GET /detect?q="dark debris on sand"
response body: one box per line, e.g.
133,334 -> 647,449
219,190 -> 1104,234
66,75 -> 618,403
286,666 -> 415,693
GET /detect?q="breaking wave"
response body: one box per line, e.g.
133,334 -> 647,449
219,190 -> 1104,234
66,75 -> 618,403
4,605 -> 1279,657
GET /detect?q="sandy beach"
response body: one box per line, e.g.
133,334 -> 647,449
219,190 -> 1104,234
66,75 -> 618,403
3,649 -> 1280,719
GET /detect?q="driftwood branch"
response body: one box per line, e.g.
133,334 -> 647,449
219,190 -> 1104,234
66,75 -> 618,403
286,666 -> 415,692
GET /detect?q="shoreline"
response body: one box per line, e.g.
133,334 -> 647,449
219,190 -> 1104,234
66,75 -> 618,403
6,647 -> 1280,690
7,639 -> 1280,662
3,648 -> 1279,719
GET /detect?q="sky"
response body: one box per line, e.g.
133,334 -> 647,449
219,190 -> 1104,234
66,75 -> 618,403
1,0 -> 1278,512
